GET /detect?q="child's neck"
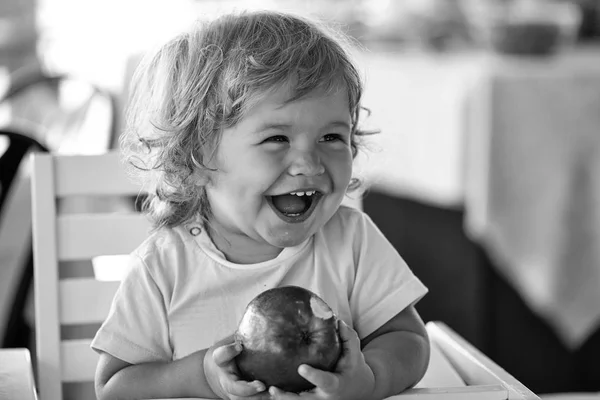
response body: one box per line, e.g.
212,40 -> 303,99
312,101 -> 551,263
206,225 -> 283,264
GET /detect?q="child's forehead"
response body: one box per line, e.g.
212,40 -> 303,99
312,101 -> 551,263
247,80 -> 349,110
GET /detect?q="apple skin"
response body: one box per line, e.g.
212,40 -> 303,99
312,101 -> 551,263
234,286 -> 342,393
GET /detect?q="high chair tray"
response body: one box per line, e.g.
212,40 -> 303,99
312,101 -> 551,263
0,322 -> 539,400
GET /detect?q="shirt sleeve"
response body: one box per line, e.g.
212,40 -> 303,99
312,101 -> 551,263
349,212 -> 428,339
91,253 -> 173,364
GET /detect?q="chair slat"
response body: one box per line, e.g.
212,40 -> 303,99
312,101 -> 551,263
31,153 -> 63,400
60,339 -> 98,383
60,279 -> 120,325
57,213 -> 152,261
54,152 -> 144,197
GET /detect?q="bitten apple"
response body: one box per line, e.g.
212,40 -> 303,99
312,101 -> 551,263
234,285 -> 342,393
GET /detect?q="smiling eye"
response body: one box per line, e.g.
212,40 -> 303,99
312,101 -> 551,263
321,133 -> 345,143
263,135 -> 289,143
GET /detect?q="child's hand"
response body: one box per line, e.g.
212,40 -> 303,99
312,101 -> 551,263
204,337 -> 270,400
268,321 -> 376,400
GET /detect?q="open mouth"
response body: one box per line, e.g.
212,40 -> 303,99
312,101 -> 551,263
267,190 -> 322,223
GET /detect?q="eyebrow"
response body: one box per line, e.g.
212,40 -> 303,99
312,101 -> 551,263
256,123 -> 293,132
326,121 -> 352,130
256,121 -> 352,133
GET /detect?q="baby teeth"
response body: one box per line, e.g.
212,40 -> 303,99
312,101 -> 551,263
290,191 -> 315,196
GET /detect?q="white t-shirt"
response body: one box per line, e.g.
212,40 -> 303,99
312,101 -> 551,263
91,206 -> 427,364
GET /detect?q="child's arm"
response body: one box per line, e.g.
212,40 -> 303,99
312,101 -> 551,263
361,305 -> 430,398
95,339 -> 268,400
95,350 -> 214,399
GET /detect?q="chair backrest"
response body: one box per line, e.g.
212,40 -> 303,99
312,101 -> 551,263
30,151 -> 151,400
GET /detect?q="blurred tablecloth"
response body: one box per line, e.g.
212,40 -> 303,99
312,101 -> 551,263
464,51 -> 600,349
358,47 -> 600,349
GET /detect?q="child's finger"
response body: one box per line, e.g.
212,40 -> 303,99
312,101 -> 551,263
336,320 -> 361,369
338,320 -> 361,356
298,364 -> 339,392
338,319 -> 359,345
212,342 -> 242,367
267,386 -> 300,399
224,378 -> 267,398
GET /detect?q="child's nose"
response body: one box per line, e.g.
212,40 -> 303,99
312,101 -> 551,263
288,151 -> 325,177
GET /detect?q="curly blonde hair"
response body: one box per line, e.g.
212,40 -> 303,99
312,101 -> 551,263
121,10 -> 370,230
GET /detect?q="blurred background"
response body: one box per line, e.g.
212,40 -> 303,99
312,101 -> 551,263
1,0 -> 599,397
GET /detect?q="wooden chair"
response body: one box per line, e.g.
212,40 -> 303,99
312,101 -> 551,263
0,152 -> 542,400
29,151 -> 151,400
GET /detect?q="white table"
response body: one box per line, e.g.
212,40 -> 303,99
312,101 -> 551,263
0,348 -> 38,400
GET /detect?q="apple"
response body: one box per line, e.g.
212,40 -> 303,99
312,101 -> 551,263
234,285 -> 342,393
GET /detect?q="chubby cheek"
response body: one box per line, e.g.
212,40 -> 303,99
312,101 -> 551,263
216,154 -> 279,197
327,152 -> 353,193
218,183 -> 269,223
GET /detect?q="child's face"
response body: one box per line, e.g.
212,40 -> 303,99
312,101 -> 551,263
204,83 -> 353,262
